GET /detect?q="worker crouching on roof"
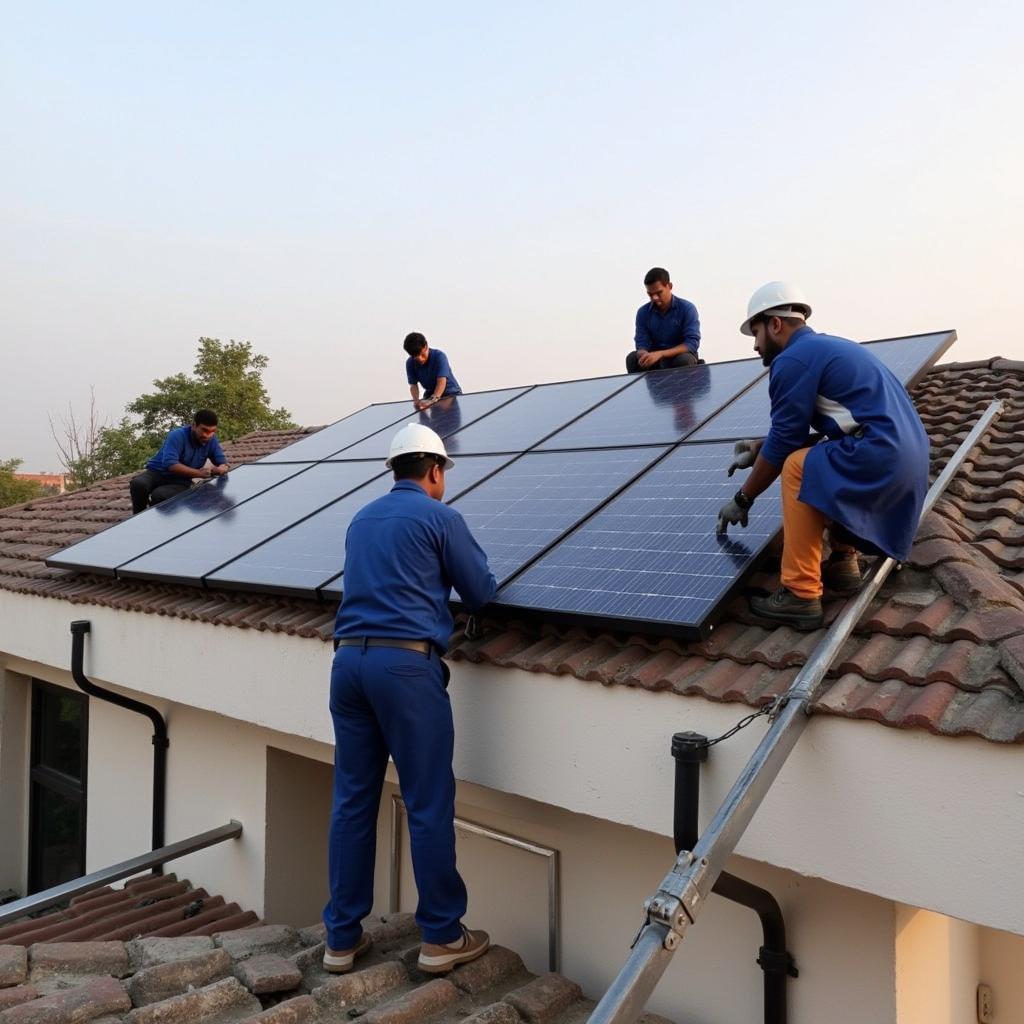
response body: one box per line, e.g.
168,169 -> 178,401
716,282 -> 929,631
129,409 -> 229,514
323,424 -> 496,976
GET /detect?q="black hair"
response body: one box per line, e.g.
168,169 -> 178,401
643,267 -> 671,287
194,409 -> 218,427
403,332 -> 428,356
392,453 -> 444,481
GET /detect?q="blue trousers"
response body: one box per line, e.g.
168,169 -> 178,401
323,645 -> 467,948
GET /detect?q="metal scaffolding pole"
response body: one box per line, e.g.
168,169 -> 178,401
588,400 -> 1003,1024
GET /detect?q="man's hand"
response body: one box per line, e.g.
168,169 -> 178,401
210,464 -> 229,477
636,350 -> 660,369
727,439 -> 763,477
716,496 -> 749,535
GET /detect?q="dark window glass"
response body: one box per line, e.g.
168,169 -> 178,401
29,682 -> 87,894
30,786 -> 85,890
36,689 -> 85,780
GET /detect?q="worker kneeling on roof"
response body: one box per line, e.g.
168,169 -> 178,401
716,282 -> 929,631
323,423 -> 496,976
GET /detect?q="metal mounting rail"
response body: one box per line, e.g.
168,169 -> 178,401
588,400 -> 1003,1024
0,820 -> 243,927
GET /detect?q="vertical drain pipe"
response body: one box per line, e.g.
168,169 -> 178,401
70,621 -> 169,864
673,733 -> 797,1024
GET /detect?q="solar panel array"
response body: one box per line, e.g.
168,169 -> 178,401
47,331 -> 953,639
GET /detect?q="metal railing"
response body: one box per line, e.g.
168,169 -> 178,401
0,820 -> 243,927
389,795 -> 561,972
588,400 -> 1003,1023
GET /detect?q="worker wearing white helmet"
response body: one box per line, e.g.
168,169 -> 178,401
717,283 -> 929,630
323,422 -> 495,975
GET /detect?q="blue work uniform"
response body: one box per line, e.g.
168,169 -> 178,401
145,425 -> 226,481
406,348 -> 462,398
324,480 -> 495,950
634,295 -> 701,356
760,327 -> 929,561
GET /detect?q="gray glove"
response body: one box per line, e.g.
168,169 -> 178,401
727,439 -> 762,477
716,495 -> 749,535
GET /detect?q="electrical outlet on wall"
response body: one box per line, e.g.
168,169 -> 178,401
977,983 -> 994,1023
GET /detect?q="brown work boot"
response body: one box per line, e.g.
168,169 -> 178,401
323,932 -> 372,973
417,926 -> 490,974
749,587 -> 823,631
822,551 -> 862,593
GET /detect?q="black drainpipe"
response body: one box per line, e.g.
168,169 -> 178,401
70,621 -> 169,869
672,731 -> 798,1024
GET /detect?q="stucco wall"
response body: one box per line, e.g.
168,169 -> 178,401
2,589 -> 1023,941
0,668 -> 30,894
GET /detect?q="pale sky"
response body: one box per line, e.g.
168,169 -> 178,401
3,1 -> 1022,471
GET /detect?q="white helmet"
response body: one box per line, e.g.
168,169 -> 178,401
385,423 -> 454,471
740,281 -> 812,336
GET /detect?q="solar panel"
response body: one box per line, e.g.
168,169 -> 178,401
495,442 -> 782,640
220,454 -> 518,599
690,331 -> 954,443
258,401 -> 415,463
327,388 -> 531,461
45,464 -> 306,576
440,374 -> 635,454
535,359 -> 764,451
117,461 -> 389,586
445,447 -> 669,589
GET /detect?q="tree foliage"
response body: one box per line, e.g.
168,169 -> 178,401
0,458 -> 45,509
51,339 -> 295,488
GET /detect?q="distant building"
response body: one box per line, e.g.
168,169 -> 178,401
13,472 -> 66,494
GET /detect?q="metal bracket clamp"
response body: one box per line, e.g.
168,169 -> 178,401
629,850 -> 709,951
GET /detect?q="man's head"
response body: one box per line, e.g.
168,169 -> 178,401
192,409 -> 218,443
643,268 -> 674,313
386,423 -> 454,500
403,332 -> 430,365
740,282 -> 812,366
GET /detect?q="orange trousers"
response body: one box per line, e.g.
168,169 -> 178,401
781,447 -> 853,599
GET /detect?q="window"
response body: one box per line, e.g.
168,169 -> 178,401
29,682 -> 88,893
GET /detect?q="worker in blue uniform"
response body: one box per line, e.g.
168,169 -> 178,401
627,267 -> 701,373
323,423 -> 496,976
717,282 -> 929,630
404,332 -> 462,410
128,409 -> 228,514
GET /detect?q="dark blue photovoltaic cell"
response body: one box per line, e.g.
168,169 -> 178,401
496,443 -> 782,638
441,375 -> 635,454
689,332 -> 954,442
258,401 -> 414,462
445,447 -> 668,589
536,359 -> 764,450
45,464 -> 305,576
118,462 -> 390,585
330,388 -> 530,461
221,455 -> 518,598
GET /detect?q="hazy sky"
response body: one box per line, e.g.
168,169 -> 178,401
3,1 -> 1022,470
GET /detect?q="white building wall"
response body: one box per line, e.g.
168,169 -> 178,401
2,589 -> 1023,943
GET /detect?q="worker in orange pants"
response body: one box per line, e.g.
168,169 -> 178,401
717,282 -> 929,630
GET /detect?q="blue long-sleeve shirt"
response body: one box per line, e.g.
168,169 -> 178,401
634,295 -> 701,355
145,425 -> 227,480
334,480 -> 496,653
761,327 -> 929,561
406,348 -> 462,397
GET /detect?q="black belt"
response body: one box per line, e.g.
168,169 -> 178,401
335,637 -> 432,656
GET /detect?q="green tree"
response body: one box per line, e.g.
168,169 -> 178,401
0,459 -> 45,509
127,338 -> 294,441
52,339 -> 295,488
